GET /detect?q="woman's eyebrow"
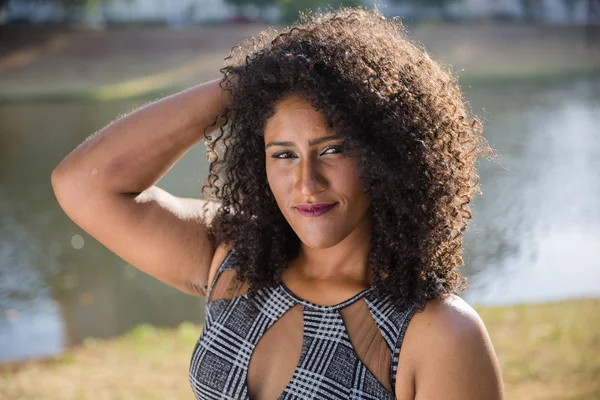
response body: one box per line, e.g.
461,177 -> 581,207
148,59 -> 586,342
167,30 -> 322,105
265,134 -> 342,149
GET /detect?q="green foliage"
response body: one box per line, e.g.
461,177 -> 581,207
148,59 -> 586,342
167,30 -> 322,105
129,323 -> 158,340
52,0 -> 130,15
225,0 -> 259,8
176,321 -> 200,345
277,0 -> 364,23
388,0 -> 457,5
223,0 -> 363,22
388,0 -> 461,13
82,337 -> 100,349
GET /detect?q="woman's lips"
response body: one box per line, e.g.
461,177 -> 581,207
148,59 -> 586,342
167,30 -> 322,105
295,203 -> 337,217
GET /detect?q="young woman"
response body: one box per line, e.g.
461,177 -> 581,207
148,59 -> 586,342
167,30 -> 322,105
52,7 -> 503,400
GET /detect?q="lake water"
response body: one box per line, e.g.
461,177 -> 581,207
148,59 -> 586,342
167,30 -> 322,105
1,77 -> 599,363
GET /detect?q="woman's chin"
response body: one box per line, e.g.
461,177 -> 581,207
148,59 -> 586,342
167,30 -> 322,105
296,231 -> 344,250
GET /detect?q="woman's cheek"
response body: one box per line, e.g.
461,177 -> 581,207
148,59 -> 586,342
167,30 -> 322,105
267,171 -> 287,206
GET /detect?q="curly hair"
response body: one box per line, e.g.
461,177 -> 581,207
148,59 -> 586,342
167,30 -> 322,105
200,6 -> 493,309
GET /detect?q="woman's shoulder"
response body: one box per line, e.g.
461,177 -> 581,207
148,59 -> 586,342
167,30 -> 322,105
407,295 -> 495,360
414,294 -> 485,334
397,294 -> 504,399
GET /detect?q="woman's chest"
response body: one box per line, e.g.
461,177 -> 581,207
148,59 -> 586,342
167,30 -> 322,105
189,287 -> 398,400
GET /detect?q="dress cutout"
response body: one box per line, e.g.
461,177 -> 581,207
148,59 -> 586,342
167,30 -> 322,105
247,303 -> 304,399
190,247 -> 416,400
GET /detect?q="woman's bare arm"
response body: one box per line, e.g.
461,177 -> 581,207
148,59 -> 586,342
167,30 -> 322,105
51,78 -> 230,296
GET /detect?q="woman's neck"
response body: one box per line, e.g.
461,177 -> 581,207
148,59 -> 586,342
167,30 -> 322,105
292,212 -> 373,285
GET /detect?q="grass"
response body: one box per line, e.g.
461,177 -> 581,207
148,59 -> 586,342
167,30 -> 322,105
483,298 -> 600,400
0,299 -> 598,399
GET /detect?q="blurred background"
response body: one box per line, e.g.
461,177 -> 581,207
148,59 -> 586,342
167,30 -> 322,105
0,0 -> 599,399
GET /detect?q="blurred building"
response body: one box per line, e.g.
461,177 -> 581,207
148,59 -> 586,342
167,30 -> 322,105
1,0 -> 595,25
2,0 -> 279,26
378,0 -> 591,25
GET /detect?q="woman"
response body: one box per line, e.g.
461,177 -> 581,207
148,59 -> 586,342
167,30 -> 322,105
52,6 -> 503,400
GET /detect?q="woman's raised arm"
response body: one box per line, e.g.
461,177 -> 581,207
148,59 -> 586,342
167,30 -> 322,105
51,78 -> 230,296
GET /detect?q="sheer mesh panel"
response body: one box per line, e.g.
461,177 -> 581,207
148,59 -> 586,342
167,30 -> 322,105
207,269 -> 249,302
247,303 -> 304,400
339,298 -> 393,392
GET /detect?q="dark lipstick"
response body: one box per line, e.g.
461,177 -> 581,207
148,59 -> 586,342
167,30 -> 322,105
295,203 -> 337,217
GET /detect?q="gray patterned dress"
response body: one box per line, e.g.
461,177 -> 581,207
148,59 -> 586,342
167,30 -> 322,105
189,248 -> 416,400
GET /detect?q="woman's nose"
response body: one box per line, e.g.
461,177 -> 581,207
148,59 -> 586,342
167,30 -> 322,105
295,158 -> 326,196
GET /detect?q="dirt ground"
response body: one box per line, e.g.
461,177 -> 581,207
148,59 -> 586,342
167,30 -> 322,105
0,21 -> 599,100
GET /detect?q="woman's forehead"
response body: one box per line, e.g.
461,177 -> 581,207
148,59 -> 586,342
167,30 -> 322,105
264,97 -> 331,142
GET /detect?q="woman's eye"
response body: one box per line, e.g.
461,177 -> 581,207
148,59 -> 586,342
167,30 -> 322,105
322,146 -> 343,155
270,146 -> 343,159
271,151 -> 296,159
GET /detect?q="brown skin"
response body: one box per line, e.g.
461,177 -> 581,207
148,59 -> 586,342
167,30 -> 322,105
397,296 -> 504,399
53,77 -> 503,399
264,95 -> 374,304
263,95 -> 504,399
51,78 -> 231,296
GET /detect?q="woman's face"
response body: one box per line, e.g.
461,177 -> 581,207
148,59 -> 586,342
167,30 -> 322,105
264,95 -> 371,249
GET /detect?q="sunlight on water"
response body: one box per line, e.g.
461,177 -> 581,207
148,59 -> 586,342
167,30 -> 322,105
464,79 -> 600,304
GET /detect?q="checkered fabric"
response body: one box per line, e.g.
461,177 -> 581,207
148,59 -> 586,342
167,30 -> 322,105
189,251 -> 416,400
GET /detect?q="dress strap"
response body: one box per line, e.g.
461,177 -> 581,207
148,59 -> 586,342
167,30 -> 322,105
205,246 -> 236,301
363,290 -> 417,394
390,304 -> 417,391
